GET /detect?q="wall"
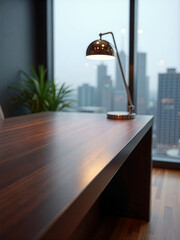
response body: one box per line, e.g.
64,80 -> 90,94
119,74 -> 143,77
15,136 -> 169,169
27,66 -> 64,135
0,0 -> 47,117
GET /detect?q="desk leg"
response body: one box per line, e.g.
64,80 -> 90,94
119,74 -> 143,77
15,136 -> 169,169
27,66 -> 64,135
100,127 -> 152,221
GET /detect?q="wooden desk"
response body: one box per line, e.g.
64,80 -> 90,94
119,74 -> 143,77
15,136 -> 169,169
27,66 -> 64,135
0,112 -> 153,240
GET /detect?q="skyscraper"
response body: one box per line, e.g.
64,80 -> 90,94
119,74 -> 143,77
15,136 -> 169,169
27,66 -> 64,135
113,50 -> 127,111
96,64 -> 113,112
102,76 -> 113,112
136,52 -> 149,114
156,68 -> 180,154
97,64 -> 107,106
77,83 -> 95,107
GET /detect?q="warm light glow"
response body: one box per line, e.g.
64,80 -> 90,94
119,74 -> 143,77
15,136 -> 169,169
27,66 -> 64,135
121,28 -> 126,34
102,44 -> 105,47
161,98 -> 174,103
86,55 -> 115,60
96,41 -> 99,44
138,29 -> 143,34
158,60 -> 165,66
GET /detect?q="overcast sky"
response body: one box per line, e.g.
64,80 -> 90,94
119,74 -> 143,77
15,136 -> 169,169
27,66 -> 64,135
54,0 -> 180,92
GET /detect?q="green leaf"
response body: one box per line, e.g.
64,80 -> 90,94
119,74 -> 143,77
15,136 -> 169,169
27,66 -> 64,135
8,64 -> 75,113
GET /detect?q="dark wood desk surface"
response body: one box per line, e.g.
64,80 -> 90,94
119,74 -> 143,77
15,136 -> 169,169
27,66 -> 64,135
0,112 -> 153,240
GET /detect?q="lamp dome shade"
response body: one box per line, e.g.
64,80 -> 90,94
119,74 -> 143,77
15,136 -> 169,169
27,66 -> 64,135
86,39 -> 115,60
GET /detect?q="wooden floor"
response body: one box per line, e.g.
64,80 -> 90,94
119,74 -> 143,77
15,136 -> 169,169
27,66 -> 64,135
93,168 -> 180,240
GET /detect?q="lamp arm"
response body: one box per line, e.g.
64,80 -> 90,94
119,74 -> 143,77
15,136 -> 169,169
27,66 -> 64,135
99,32 -> 134,114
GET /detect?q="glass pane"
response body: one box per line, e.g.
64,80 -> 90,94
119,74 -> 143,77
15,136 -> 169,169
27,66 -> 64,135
137,0 -> 180,161
54,0 -> 129,113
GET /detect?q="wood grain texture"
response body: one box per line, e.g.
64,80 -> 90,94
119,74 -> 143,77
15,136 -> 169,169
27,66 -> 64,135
0,112 -> 153,240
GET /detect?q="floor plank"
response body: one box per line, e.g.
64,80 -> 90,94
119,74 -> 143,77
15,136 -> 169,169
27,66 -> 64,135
94,168 -> 180,240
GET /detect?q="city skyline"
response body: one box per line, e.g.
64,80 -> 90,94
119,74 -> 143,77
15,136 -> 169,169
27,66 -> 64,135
77,50 -> 149,114
76,52 -> 180,159
54,0 -> 180,92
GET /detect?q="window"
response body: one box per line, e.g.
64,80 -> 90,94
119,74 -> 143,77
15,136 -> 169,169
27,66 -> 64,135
54,0 -> 129,113
137,0 -> 180,161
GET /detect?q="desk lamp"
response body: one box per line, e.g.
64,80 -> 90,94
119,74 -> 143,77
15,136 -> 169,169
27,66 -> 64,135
86,32 -> 135,120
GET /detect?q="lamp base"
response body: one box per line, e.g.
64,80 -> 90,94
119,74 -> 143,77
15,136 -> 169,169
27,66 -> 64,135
107,111 -> 135,120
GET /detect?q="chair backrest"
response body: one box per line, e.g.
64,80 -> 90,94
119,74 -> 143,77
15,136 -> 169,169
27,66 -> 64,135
0,105 -> 4,120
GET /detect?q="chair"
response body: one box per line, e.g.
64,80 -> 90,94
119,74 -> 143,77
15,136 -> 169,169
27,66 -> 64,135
0,105 -> 4,120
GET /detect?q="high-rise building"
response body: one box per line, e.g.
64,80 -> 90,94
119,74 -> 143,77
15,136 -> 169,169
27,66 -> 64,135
114,50 -> 127,111
156,68 -> 180,154
97,64 -> 107,106
136,52 -> 149,114
77,83 -> 95,107
102,76 -> 113,112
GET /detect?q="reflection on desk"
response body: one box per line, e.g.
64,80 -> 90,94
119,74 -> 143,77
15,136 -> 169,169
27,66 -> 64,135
0,112 -> 153,240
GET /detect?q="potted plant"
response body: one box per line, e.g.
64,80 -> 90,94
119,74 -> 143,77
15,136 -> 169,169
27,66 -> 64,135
9,65 -> 75,113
